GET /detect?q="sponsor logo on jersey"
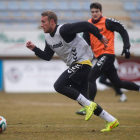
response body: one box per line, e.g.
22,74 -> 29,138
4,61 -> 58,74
72,47 -> 77,61
68,64 -> 82,73
47,41 -> 63,49
97,56 -> 106,66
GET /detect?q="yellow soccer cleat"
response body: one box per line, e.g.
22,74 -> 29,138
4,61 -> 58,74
101,118 -> 119,132
85,101 -> 97,121
75,107 -> 86,115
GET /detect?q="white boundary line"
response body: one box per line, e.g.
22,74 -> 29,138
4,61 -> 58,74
1,99 -> 140,110
8,124 -> 140,128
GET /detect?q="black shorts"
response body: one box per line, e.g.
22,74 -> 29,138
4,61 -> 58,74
65,63 -> 91,86
92,55 -> 117,77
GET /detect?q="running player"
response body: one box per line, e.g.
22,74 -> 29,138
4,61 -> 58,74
76,3 -> 140,118
99,58 -> 127,102
26,10 -> 119,132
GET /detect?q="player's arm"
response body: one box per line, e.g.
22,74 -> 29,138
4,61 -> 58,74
26,40 -> 54,61
105,18 -> 130,58
60,21 -> 108,46
83,31 -> 90,46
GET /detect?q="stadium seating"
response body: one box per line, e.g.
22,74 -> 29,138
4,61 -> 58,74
57,2 -> 69,10
45,2 -> 56,10
19,1 -> 32,10
0,0 -> 140,29
123,2 -> 136,11
81,2 -> 91,10
129,12 -> 140,22
10,11 -> 23,20
137,2 -> 140,11
69,2 -> 82,10
7,1 -> 19,10
0,1 -> 6,10
32,2 -> 44,11
122,0 -> 140,28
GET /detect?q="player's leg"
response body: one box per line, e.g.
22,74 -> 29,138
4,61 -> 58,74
88,56 -> 119,131
109,82 -> 127,101
103,57 -> 139,100
99,73 -> 123,95
72,79 -> 88,115
54,63 -> 97,121
75,92 -> 119,131
71,77 -> 89,99
77,105 -> 119,131
112,85 -> 123,96
73,75 -> 118,126
111,85 -> 127,102
107,69 -> 139,91
73,78 -> 118,120
69,63 -> 119,131
100,74 -> 127,102
54,71 -> 80,100
99,74 -> 113,87
88,56 -> 110,101
94,104 -> 119,132
73,79 -> 116,121
76,101 -> 120,132
88,67 -> 103,101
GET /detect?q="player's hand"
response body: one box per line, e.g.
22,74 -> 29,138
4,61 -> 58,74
121,48 -> 130,59
26,41 -> 35,50
100,36 -> 108,48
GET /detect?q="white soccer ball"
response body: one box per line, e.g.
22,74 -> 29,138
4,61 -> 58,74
0,116 -> 7,134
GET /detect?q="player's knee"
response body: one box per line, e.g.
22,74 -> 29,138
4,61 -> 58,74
54,82 -> 61,93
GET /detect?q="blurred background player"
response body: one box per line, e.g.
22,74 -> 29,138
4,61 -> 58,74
91,57 -> 127,102
76,58 -> 127,116
99,58 -> 127,102
26,10 -> 119,132
76,2 -> 140,115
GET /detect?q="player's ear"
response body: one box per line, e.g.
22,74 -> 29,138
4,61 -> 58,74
50,19 -> 55,25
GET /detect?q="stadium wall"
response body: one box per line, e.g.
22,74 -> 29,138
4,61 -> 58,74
0,30 -> 140,57
0,30 -> 140,93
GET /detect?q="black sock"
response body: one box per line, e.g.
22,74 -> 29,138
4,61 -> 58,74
94,103 -> 103,116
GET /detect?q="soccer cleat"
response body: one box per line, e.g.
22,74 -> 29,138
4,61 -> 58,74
119,93 -> 127,102
101,118 -> 119,132
85,101 -> 97,121
75,107 -> 86,115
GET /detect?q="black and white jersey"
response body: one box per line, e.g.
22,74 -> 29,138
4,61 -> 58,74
45,25 -> 93,66
33,21 -> 103,66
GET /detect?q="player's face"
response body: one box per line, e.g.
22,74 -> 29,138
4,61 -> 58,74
41,16 -> 54,33
90,8 -> 102,20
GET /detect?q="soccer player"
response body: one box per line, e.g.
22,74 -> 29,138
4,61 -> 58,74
99,58 -> 127,102
76,2 -> 140,120
26,10 -> 119,132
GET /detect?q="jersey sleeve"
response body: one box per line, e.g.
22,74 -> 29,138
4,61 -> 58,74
60,21 -> 103,43
105,18 -> 130,49
83,31 -> 90,46
32,40 -> 55,61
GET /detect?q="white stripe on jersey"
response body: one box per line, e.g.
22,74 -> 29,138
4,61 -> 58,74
107,18 -> 125,29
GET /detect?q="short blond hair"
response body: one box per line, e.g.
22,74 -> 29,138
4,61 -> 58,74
41,10 -> 58,24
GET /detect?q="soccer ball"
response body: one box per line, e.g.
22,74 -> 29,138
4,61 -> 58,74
0,116 -> 7,134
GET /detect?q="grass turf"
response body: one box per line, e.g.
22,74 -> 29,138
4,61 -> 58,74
0,89 -> 140,140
